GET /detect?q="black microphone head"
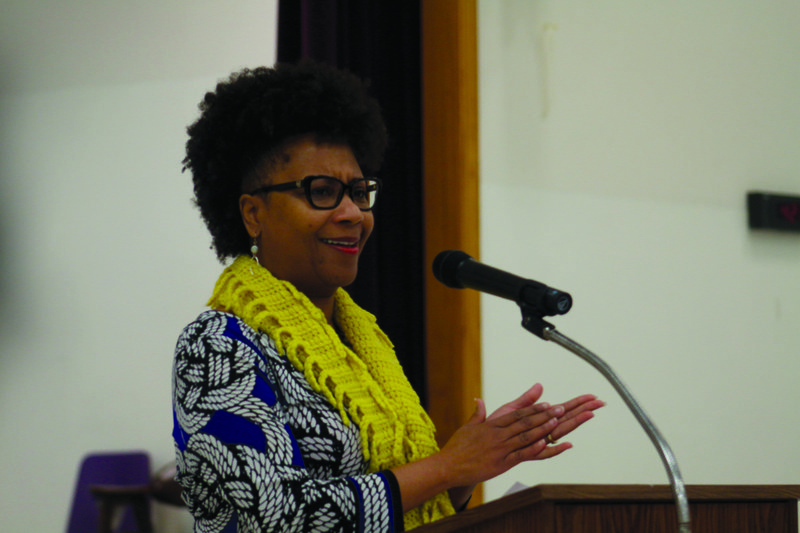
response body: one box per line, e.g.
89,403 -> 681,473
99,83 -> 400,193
432,250 -> 473,288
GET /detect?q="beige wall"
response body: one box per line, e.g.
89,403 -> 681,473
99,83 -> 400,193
478,1 -> 800,500
0,2 -> 277,531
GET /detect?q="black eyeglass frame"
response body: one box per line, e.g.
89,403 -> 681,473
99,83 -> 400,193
248,175 -> 382,211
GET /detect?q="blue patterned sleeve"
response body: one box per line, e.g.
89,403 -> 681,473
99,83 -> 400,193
172,311 -> 402,533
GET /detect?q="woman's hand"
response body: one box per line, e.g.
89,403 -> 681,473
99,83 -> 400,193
437,394 -> 564,488
486,383 -> 605,460
531,389 -> 605,459
444,384 -> 604,509
392,384 -> 603,512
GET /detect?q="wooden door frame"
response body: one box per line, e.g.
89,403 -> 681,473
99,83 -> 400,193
422,0 -> 482,504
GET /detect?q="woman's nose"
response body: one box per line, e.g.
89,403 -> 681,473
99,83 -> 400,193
333,193 -> 365,222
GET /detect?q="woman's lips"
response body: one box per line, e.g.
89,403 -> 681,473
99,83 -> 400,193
321,238 -> 360,255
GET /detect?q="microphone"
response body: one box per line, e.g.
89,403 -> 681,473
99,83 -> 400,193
432,250 -> 572,317
434,251 -> 690,530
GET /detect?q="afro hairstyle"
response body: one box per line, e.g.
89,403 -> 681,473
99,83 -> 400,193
183,61 -> 388,261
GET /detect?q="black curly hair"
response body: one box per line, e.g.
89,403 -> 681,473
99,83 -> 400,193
183,61 -> 388,261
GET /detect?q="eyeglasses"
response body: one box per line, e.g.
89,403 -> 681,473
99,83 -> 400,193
248,175 -> 381,211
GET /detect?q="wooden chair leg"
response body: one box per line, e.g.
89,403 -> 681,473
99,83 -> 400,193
131,498 -> 154,533
90,484 -> 152,533
95,499 -> 114,533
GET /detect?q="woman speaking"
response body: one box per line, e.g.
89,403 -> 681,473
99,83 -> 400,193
172,61 -> 603,532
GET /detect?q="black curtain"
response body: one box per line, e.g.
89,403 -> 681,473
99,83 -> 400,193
277,1 -> 427,406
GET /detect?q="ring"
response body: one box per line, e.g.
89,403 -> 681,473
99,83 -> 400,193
546,434 -> 558,445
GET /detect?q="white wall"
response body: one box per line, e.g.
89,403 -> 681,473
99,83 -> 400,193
3,1 -> 798,529
0,2 -> 277,531
479,1 -> 800,501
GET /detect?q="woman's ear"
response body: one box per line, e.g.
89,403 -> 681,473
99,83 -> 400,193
239,194 -> 262,238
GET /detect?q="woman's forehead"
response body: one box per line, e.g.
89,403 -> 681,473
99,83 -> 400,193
274,139 -> 360,175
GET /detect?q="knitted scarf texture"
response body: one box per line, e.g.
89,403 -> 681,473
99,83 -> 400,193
207,256 -> 455,529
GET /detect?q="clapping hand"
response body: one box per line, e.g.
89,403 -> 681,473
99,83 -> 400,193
484,383 -> 605,460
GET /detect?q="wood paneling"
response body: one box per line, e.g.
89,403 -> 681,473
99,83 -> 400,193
421,0 -> 482,504
414,484 -> 800,533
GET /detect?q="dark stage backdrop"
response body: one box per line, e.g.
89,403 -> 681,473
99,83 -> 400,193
277,0 -> 428,405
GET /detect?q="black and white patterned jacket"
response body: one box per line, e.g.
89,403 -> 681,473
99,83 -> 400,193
172,310 -> 404,532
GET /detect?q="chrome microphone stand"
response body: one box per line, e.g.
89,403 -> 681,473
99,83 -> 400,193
521,307 -> 691,533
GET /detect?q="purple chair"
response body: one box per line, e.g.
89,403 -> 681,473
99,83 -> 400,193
66,451 -> 152,533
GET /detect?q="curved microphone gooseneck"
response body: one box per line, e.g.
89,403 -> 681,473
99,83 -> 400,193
432,250 -> 691,533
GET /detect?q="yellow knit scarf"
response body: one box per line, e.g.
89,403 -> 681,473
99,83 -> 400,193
207,256 -> 455,529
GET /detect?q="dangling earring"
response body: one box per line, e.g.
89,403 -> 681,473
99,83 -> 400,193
250,237 -> 260,274
250,239 -> 260,264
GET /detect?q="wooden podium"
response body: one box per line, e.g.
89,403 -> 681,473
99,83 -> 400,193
414,484 -> 800,533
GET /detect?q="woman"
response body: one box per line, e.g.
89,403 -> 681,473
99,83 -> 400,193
173,62 -> 603,532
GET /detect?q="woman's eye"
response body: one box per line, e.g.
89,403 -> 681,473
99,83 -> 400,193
310,185 -> 337,198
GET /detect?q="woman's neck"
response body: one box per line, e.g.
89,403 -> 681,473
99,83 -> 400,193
308,295 -> 336,326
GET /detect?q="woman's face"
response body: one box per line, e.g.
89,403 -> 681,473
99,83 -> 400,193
242,137 -> 374,300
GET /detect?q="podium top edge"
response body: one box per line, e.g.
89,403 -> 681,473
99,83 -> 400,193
531,483 -> 800,501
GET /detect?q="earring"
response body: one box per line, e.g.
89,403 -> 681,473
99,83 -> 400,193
250,239 -> 260,264
250,238 -> 260,274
